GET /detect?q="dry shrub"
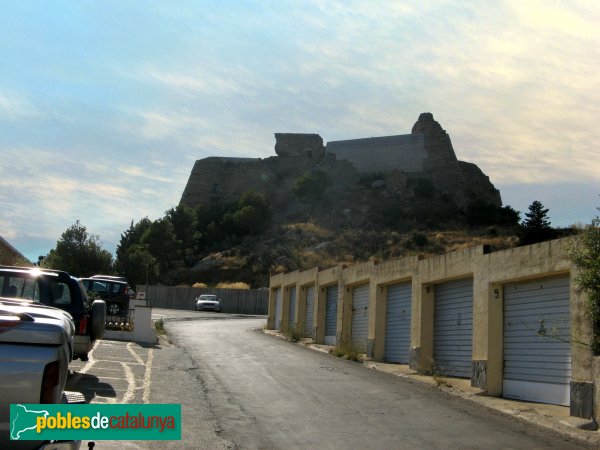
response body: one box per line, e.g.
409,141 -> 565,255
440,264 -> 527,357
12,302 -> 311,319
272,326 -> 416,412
215,282 -> 250,289
284,222 -> 331,238
298,250 -> 321,267
192,282 -> 208,288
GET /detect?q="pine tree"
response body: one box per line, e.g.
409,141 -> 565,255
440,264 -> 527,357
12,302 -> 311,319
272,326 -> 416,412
519,200 -> 555,245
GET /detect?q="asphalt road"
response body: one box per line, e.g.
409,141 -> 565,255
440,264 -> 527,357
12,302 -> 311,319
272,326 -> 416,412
162,311 -> 583,450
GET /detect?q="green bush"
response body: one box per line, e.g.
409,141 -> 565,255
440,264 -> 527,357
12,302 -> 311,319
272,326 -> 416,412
411,232 -> 429,247
413,178 -> 434,198
291,170 -> 333,204
569,215 -> 600,354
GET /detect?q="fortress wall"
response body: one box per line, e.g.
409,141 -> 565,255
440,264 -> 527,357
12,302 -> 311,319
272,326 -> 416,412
179,113 -> 502,213
325,134 -> 426,174
180,157 -> 275,207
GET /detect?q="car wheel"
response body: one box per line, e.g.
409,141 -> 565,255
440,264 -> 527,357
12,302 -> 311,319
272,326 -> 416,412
108,302 -> 120,315
80,353 -> 89,362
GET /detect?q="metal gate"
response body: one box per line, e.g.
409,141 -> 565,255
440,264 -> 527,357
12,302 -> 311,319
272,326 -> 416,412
503,276 -> 571,406
305,286 -> 315,338
385,282 -> 412,363
351,284 -> 369,351
274,288 -> 282,330
433,278 -> 473,378
325,285 -> 338,345
288,286 -> 297,329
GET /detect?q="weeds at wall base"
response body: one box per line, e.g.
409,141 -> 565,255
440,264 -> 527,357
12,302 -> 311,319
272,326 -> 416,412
331,343 -> 361,362
285,325 -> 305,342
154,318 -> 166,335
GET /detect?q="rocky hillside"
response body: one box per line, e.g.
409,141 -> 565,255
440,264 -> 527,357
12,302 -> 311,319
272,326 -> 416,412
161,114 -> 521,287
168,225 -> 519,288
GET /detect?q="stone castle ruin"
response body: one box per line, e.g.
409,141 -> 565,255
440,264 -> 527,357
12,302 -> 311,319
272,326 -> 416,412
180,113 -> 501,228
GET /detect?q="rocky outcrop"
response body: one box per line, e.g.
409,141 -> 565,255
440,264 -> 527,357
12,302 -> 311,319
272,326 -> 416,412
180,113 -> 502,228
413,112 -> 501,208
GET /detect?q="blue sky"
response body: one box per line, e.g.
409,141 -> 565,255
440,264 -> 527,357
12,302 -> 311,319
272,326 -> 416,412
1,1 -> 598,263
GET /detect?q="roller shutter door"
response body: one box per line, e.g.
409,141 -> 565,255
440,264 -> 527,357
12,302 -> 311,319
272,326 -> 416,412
305,286 -> 315,338
325,285 -> 338,345
275,288 -> 283,330
351,284 -> 369,351
433,278 -> 473,378
503,276 -> 571,406
288,286 -> 297,328
385,282 -> 412,363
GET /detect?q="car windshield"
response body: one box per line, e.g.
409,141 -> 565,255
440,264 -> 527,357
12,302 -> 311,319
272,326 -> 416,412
82,279 -> 127,295
199,295 -> 218,301
0,272 -> 82,313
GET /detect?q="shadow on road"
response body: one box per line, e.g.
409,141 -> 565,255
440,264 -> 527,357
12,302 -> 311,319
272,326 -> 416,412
66,372 -> 117,403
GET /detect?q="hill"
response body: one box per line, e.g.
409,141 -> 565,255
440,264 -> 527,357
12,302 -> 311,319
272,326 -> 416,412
143,113 -> 522,287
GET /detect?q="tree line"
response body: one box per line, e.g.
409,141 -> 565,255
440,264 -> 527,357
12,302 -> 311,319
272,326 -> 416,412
41,190 -> 271,287
39,198 -> 586,289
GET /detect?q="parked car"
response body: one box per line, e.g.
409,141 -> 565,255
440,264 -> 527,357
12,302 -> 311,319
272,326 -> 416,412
0,265 -> 106,361
195,294 -> 222,312
0,298 -> 82,449
80,277 -> 133,316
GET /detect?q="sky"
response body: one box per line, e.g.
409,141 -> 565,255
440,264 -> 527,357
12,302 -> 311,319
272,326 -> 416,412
0,1 -> 598,263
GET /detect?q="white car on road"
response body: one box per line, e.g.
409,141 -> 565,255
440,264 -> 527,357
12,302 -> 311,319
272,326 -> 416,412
195,294 -> 221,312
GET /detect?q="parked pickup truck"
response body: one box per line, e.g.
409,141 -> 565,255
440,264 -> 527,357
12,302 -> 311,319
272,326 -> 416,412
0,298 -> 82,449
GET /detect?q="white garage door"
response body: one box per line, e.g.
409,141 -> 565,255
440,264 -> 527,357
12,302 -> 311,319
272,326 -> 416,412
351,284 -> 369,352
433,278 -> 473,378
288,286 -> 297,328
275,288 -> 283,330
325,285 -> 338,345
305,286 -> 315,338
385,282 -> 412,364
503,276 -> 571,406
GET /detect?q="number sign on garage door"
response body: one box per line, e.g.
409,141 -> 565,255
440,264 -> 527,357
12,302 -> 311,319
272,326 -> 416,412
305,286 -> 315,338
275,288 -> 283,330
351,284 -> 369,352
288,286 -> 297,328
385,282 -> 412,364
503,276 -> 571,406
433,278 -> 473,378
325,285 -> 338,345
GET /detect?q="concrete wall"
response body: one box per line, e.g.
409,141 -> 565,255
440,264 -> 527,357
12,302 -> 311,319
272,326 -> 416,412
267,237 -> 594,418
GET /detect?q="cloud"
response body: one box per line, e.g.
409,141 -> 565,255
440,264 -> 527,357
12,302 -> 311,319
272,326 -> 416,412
3,0 -> 599,260
0,146 -> 184,258
0,91 -> 37,119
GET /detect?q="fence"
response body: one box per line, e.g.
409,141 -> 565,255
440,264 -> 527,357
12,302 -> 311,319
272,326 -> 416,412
105,307 -> 134,331
136,285 -> 269,315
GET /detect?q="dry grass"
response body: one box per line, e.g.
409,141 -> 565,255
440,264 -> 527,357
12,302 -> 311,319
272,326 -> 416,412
284,222 -> 332,238
215,281 -> 250,289
285,325 -> 305,342
331,343 -> 362,362
192,282 -> 208,288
